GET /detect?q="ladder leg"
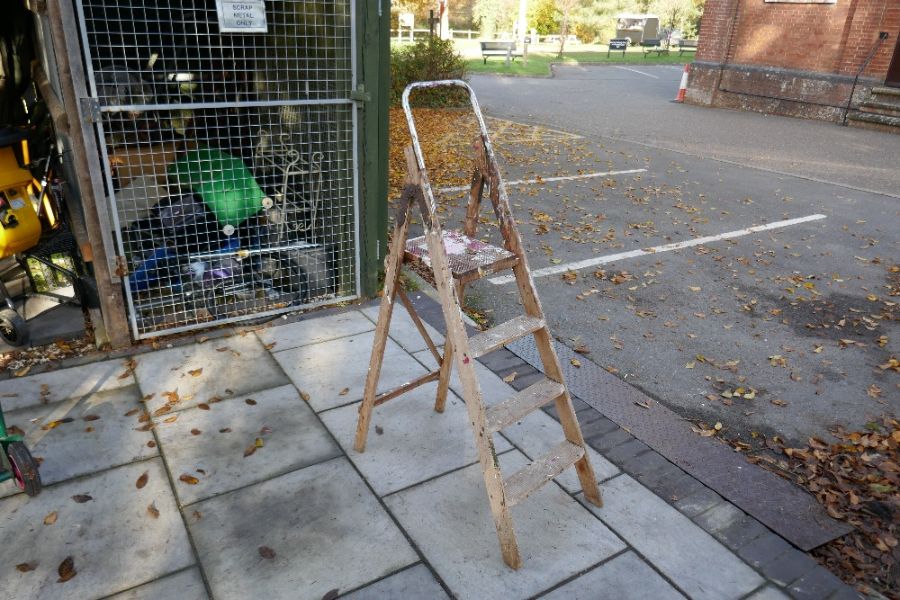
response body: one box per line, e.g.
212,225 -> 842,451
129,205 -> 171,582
435,280 -> 463,413
482,448 -> 522,570
354,191 -> 414,453
434,337 -> 453,413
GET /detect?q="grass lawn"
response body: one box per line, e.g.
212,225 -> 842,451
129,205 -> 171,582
391,38 -> 689,76
465,46 -> 688,76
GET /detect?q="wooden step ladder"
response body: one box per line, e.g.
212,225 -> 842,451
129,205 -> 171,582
354,80 -> 603,570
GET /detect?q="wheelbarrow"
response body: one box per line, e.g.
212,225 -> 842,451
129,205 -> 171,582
0,403 -> 41,496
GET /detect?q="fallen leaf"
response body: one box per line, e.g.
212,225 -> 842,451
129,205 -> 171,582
245,398 -> 257,406
179,474 -> 199,485
688,286 -> 702,292
136,471 -> 149,489
43,511 -> 57,526
263,342 -> 277,350
260,426 -> 272,435
14,365 -> 31,377
147,502 -> 160,519
339,388 -> 350,396
714,422 -> 723,431
219,428 -> 232,433
255,437 -> 264,448
57,556 -> 76,582
867,384 -> 882,399
685,361 -> 695,369
82,415 -> 101,422
243,444 -> 257,458
16,562 -> 36,573
163,415 -> 178,424
258,546 -> 276,559
71,494 -> 93,503
190,428 -> 202,436
188,368 -> 203,377
502,371 -> 517,383
570,358 -> 581,368
197,403 -> 210,410
375,425 -> 384,435
634,400 -> 651,409
321,589 -> 340,600
300,391 -> 311,402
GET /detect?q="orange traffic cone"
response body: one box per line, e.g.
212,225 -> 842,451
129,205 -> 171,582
674,64 -> 690,103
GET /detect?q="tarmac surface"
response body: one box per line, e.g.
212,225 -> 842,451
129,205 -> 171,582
436,67 -> 900,445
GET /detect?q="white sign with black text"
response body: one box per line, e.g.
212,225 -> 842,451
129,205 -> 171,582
216,0 -> 268,33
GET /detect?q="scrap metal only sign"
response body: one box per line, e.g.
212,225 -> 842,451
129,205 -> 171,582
216,0 -> 268,33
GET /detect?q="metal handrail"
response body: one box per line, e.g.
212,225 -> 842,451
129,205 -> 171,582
401,80 -> 507,213
843,32 -> 890,126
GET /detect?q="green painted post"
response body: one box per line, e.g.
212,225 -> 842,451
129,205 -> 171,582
358,0 -> 390,297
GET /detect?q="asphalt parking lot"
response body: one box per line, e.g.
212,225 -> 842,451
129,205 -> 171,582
418,66 -> 898,445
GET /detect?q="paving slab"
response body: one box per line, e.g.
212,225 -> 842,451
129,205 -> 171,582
0,357 -> 133,411
361,301 -> 444,354
319,384 -> 511,496
412,348 -> 521,407
539,551 -> 686,600
498,408 -> 619,493
135,334 -> 289,414
385,450 -> 625,600
256,310 -> 374,352
188,457 -> 417,600
107,567 -> 208,600
0,386 -> 156,499
155,384 -> 341,505
0,458 -> 193,600
341,564 -> 449,600
273,331 -> 428,412
579,474 -> 765,600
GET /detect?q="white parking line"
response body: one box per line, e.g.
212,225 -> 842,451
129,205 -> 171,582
613,66 -> 659,79
435,168 -> 647,193
488,214 -> 828,285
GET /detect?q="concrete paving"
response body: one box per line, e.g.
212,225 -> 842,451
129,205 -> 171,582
0,306 -> 855,598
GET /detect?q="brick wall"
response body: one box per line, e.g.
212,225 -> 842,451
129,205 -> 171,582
687,0 -> 900,122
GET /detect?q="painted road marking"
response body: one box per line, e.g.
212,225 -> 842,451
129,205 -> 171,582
488,213 -> 828,285
435,168 -> 647,194
613,66 -> 659,79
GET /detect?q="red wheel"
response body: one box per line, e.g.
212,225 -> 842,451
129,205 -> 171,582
6,442 -> 41,496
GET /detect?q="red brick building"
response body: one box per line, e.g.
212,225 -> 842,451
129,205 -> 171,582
686,0 -> 900,132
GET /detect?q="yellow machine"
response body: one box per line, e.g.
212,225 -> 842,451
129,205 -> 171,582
0,134 -> 41,257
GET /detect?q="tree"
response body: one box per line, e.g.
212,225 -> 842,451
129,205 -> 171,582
473,0 -> 518,37
556,0 -> 581,57
528,0 -> 559,35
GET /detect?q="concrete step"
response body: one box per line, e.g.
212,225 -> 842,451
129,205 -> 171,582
871,85 -> 900,98
847,110 -> 900,133
858,100 -> 900,116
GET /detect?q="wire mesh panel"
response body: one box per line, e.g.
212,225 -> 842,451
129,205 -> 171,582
73,0 -> 359,337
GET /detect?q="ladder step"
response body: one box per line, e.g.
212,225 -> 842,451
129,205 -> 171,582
468,315 -> 544,358
404,231 -> 518,284
485,378 -> 565,433
505,441 -> 585,507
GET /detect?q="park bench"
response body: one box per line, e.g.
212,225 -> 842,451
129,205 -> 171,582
678,39 -> 698,56
641,39 -> 669,57
480,41 -> 523,64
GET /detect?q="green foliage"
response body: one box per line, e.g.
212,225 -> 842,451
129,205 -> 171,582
473,0 -> 518,37
390,38 -> 469,107
528,0 -> 560,35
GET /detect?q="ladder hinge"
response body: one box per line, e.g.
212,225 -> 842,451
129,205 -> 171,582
79,98 -> 102,124
350,85 -> 371,103
114,256 -> 129,278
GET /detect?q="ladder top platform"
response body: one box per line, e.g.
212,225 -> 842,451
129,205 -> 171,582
405,230 -> 516,282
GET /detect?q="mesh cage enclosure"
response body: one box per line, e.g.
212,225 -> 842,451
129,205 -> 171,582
74,0 -> 359,338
